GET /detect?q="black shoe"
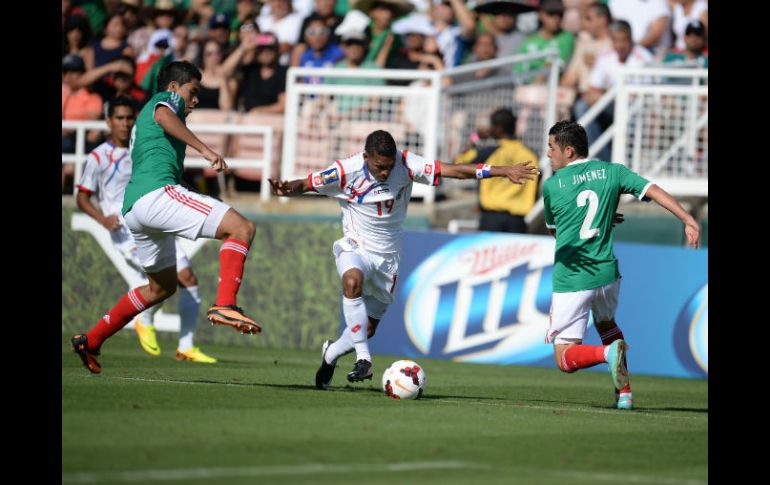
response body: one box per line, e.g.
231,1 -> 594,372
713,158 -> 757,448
346,359 -> 373,382
71,334 -> 101,374
315,340 -> 335,390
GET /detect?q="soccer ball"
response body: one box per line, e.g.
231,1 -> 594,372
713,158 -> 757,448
382,360 -> 426,400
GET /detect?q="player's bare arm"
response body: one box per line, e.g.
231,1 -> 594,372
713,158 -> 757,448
76,191 -> 120,231
154,106 -> 227,171
268,177 -> 311,197
644,184 -> 701,248
441,160 -> 540,183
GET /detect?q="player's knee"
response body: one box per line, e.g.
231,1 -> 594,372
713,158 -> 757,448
342,278 -> 363,299
240,218 -> 256,243
149,283 -> 177,302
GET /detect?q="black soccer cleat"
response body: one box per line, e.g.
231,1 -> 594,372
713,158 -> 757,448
346,359 -> 373,382
315,340 -> 336,390
71,334 -> 102,374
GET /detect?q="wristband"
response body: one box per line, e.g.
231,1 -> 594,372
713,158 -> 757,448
475,163 -> 491,179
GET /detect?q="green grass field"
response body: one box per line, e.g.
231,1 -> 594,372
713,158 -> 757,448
62,334 -> 707,485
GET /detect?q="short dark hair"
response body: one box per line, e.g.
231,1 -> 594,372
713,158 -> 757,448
608,20 -> 633,39
156,61 -> 202,92
588,2 -> 611,22
490,108 -> 517,137
365,130 -> 397,158
549,120 -> 588,157
106,94 -> 136,118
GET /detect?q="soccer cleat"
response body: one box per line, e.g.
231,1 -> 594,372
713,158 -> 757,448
175,347 -> 217,363
134,318 -> 161,356
606,340 -> 630,390
207,305 -> 261,334
71,334 -> 101,374
617,392 -> 634,410
315,340 -> 336,390
346,359 -> 373,382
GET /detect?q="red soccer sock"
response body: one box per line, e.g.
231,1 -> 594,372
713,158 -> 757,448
216,238 -> 249,307
561,345 -> 607,372
87,289 -> 148,351
598,322 -> 632,393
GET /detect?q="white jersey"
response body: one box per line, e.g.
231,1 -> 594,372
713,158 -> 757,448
77,141 -> 132,218
309,150 -> 441,253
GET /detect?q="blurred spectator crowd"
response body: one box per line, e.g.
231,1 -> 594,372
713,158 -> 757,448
63,0 -> 708,192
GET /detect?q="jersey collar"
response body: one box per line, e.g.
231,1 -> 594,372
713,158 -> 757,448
566,158 -> 591,167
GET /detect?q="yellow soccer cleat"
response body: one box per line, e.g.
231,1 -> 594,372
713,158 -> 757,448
175,347 -> 218,364
135,318 -> 161,356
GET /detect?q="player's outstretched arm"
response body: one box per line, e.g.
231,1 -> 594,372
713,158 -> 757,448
645,184 -> 701,248
154,106 -> 227,171
441,160 -> 540,183
268,178 -> 312,197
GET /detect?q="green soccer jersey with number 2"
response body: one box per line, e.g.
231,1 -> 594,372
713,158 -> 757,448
122,91 -> 187,215
543,160 -> 651,293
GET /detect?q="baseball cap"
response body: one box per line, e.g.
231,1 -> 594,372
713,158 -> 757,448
685,20 -> 706,37
62,54 -> 86,72
209,13 -> 230,29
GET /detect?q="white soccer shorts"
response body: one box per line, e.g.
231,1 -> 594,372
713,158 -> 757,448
546,279 -> 621,344
124,184 -> 229,273
333,237 -> 400,320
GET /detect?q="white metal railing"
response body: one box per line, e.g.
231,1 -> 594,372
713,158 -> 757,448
282,51 -> 561,205
62,120 -> 274,201
527,65 -> 708,225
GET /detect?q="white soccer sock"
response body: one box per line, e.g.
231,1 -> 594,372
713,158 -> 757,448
343,296 -> 371,362
325,329 -> 355,365
177,285 -> 201,352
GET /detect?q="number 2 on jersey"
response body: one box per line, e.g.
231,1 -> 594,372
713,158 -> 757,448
577,190 -> 600,239
375,200 -> 394,216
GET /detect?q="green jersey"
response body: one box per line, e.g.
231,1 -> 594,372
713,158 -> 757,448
122,91 -> 187,215
543,160 -> 651,293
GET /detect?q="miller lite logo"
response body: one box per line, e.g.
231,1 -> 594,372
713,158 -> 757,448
401,234 -> 557,364
674,283 -> 708,376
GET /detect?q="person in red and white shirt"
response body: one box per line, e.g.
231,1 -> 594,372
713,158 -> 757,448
269,129 -> 539,389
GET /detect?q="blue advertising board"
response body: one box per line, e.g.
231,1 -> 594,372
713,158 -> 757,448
366,231 -> 707,379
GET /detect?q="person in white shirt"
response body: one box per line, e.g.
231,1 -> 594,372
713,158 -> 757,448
268,130 -> 539,388
572,20 -> 652,162
608,0 -> 671,56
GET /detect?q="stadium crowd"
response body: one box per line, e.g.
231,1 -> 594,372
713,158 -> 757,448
62,0 -> 708,192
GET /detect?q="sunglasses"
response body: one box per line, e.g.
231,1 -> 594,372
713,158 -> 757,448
305,27 -> 330,37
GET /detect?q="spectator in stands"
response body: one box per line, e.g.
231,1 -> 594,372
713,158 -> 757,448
86,13 -> 135,72
663,20 -> 707,68
325,28 -> 386,117
608,0 -> 671,57
455,33 -> 508,82
454,108 -> 538,233
135,29 -> 175,96
516,0 -> 575,81
63,15 -> 95,61
472,0 -> 538,58
670,0 -> 707,52
257,0 -> 305,65
233,0 -> 263,33
291,0 -> 345,65
352,0 -> 415,67
62,0 -> 88,29
62,54 -> 104,187
117,1 -> 142,39
206,12 -> 235,59
560,2 -> 612,98
386,13 -> 445,76
224,32 -> 288,113
295,18 -> 345,82
574,20 -> 652,162
429,0 -> 477,68
197,40 -> 236,110
172,23 -> 199,63
127,0 -> 179,60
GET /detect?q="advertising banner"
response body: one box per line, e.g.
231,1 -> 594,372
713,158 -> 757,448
370,231 -> 708,379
